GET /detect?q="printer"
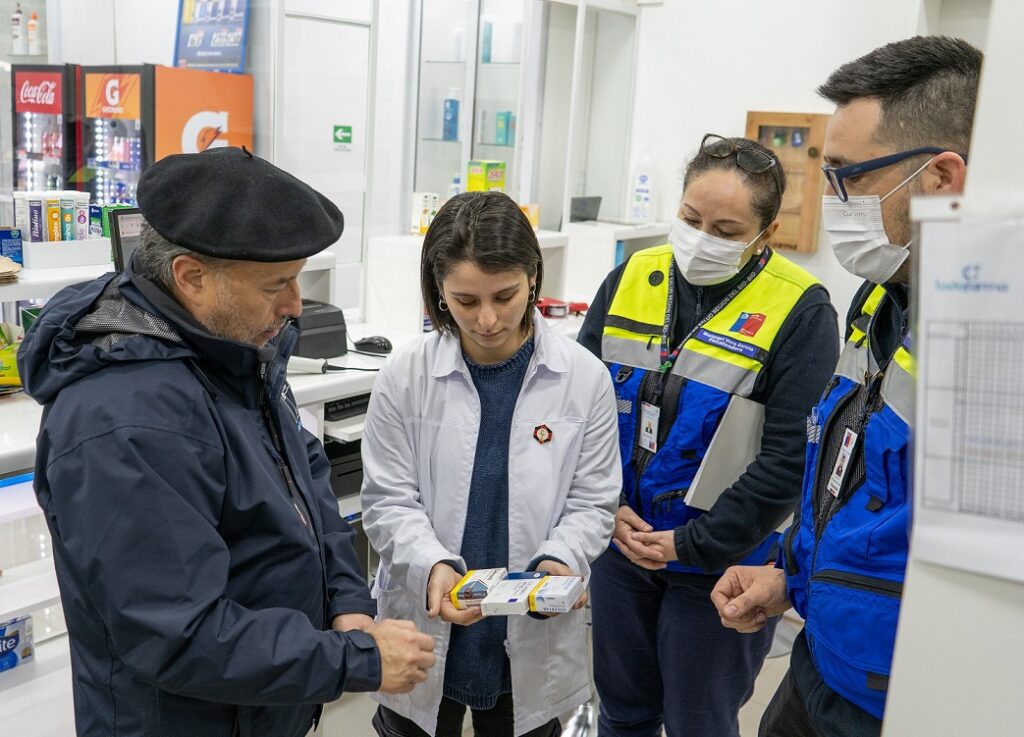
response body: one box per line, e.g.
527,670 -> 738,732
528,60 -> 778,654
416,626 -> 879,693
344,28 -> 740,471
293,299 -> 347,358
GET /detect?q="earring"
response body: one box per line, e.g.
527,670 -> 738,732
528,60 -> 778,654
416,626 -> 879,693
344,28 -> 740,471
529,287 -> 536,302
438,298 -> 449,312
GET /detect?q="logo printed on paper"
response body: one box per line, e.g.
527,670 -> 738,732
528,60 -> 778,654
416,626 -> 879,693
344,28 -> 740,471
934,263 -> 1008,294
181,111 -> 229,152
729,312 -> 767,337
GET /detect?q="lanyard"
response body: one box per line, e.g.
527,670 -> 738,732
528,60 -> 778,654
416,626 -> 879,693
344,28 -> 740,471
658,251 -> 770,373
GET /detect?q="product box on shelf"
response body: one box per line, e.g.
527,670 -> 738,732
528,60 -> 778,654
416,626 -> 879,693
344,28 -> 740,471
0,229 -> 24,265
467,160 -> 506,193
0,615 -> 35,674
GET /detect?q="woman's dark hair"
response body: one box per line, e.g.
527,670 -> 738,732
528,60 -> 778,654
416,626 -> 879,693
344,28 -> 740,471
421,191 -> 543,335
682,137 -> 786,230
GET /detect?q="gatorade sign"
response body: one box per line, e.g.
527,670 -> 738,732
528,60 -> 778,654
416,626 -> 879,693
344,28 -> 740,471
85,73 -> 141,120
154,66 -> 252,159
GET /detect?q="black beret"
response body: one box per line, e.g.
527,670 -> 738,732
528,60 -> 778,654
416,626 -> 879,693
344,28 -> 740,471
137,146 -> 344,262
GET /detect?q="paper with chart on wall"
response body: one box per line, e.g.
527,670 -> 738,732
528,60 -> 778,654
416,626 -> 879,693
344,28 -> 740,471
913,218 -> 1024,584
684,395 -> 792,534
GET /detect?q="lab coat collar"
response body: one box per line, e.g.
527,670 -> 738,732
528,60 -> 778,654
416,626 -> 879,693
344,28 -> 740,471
432,308 -> 568,378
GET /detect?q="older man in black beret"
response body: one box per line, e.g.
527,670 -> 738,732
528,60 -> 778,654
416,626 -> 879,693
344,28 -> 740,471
17,147 -> 435,737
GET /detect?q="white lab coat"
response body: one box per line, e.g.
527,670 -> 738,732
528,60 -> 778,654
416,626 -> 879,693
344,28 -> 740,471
360,310 -> 621,736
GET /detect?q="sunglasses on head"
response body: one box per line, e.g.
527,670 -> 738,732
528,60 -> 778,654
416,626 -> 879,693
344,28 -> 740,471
700,133 -> 783,198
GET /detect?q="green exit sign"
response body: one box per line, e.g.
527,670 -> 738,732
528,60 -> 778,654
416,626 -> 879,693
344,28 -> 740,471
333,125 -> 352,144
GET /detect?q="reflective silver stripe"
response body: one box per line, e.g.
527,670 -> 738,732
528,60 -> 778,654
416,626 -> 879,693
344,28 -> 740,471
672,347 -> 758,397
881,360 -> 914,426
602,334 -> 662,370
605,314 -> 663,336
835,341 -> 868,385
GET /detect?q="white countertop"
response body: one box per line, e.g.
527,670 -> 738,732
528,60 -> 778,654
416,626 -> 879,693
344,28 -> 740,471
565,220 -> 671,241
0,635 -> 75,737
0,250 -> 338,305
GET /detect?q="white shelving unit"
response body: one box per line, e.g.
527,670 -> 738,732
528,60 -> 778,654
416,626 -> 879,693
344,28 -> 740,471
363,229 -> 568,335
562,220 -> 671,302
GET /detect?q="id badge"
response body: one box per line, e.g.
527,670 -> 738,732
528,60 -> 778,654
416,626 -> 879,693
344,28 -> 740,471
826,428 -> 859,497
639,402 -> 660,453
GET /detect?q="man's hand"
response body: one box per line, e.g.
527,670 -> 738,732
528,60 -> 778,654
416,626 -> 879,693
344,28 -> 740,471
332,613 -> 374,633
711,565 -> 792,633
365,619 -> 436,694
535,559 -> 588,612
629,530 -> 678,564
426,562 -> 484,626
611,506 -> 666,570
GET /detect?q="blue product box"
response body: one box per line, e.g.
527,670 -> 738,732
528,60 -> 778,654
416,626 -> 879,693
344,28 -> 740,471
0,615 -> 34,673
495,111 -> 510,146
0,228 -> 23,266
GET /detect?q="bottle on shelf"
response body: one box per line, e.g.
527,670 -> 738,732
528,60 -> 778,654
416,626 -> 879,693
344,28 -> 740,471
11,3 -> 26,56
27,11 -> 38,55
442,88 -> 460,142
446,173 -> 462,200
628,148 -> 656,223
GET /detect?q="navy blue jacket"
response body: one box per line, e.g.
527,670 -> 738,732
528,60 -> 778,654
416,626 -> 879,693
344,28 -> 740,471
18,264 -> 380,737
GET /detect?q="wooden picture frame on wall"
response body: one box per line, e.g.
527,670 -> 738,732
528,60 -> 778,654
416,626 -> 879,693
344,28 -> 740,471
745,111 -> 830,254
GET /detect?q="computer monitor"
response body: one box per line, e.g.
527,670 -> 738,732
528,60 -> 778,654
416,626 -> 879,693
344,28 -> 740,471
569,196 -> 602,223
109,208 -> 144,272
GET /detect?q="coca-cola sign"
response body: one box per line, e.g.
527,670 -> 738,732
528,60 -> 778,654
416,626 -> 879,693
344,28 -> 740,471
15,72 -> 62,115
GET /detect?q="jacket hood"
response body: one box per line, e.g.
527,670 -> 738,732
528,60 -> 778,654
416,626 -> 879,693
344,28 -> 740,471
17,273 -> 197,405
17,260 -> 299,406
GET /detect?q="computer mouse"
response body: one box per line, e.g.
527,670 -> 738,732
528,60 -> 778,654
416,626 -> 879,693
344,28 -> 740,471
354,335 -> 393,354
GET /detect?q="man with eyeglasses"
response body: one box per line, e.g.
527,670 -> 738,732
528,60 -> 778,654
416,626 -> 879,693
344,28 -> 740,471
712,36 -> 982,737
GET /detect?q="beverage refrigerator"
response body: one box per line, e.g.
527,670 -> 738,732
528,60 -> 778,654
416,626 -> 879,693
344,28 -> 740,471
11,64 -> 82,192
80,65 -> 253,206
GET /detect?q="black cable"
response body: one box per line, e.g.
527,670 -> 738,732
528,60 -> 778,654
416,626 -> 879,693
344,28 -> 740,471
324,364 -> 380,372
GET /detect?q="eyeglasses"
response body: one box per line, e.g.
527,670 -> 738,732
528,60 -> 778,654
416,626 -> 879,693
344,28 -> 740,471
821,147 -> 968,202
701,133 -> 783,197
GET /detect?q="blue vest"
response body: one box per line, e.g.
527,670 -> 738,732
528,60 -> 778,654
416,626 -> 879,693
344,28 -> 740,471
602,246 -> 820,574
782,284 -> 914,719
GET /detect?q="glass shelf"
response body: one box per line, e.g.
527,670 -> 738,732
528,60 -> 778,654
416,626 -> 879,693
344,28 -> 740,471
424,59 -> 468,64
476,141 -> 515,148
479,61 -> 520,67
422,137 -> 463,144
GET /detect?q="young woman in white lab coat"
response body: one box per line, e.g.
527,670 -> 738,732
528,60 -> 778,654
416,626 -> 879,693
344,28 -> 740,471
361,191 -> 621,737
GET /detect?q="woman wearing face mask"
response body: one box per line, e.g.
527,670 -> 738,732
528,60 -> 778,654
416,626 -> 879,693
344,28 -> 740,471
362,191 -> 621,737
576,135 -> 840,737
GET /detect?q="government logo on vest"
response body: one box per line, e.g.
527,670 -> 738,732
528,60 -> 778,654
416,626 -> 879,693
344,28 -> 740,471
729,312 -> 766,337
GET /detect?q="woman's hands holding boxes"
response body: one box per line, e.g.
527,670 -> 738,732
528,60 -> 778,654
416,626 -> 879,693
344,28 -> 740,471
427,562 -> 487,627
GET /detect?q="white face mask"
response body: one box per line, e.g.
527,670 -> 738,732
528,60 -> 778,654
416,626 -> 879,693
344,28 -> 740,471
821,158 -> 934,284
669,218 -> 767,286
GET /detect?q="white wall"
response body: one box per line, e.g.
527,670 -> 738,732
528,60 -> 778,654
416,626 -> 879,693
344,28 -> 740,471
110,0 -> 178,65
629,0 -> 925,324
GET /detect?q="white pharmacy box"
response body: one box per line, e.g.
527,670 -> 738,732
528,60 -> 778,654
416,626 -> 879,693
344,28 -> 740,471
450,568 -> 507,610
531,576 -> 585,614
480,578 -> 545,616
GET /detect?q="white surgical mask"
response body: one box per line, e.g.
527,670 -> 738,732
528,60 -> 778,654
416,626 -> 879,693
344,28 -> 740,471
669,218 -> 767,286
821,158 -> 934,284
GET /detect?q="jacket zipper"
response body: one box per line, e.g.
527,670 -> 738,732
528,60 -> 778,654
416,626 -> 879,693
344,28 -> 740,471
783,521 -> 800,575
631,370 -> 656,517
259,361 -> 316,537
811,569 -> 903,599
811,383 -> 861,537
